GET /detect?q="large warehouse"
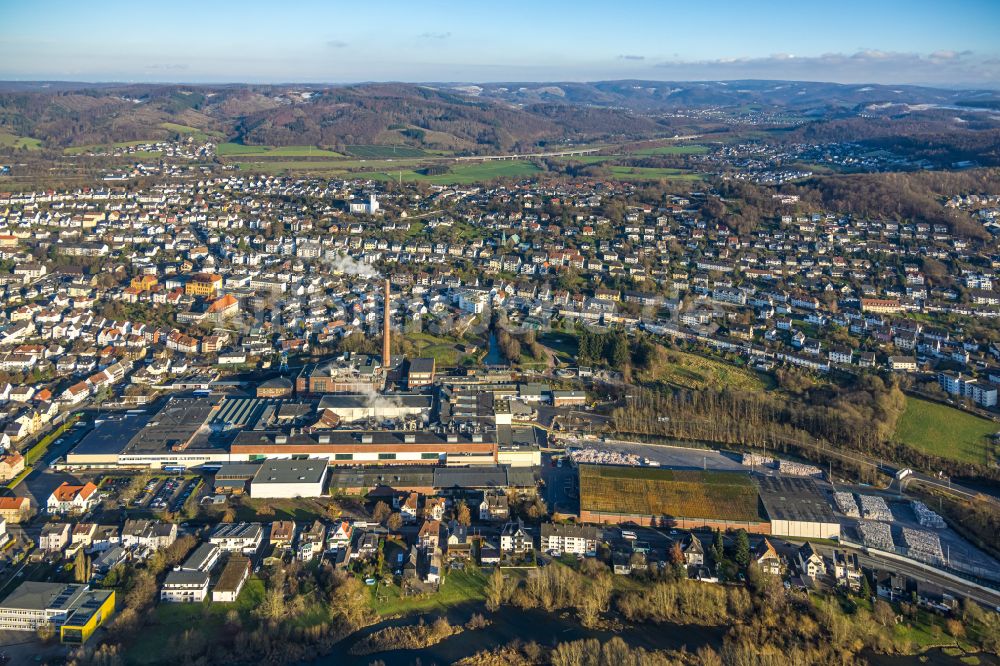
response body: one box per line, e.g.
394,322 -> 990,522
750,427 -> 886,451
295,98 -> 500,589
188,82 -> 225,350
63,394 -> 508,470
757,476 -> 841,539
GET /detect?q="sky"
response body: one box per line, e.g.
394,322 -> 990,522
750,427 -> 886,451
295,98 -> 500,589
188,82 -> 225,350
1,0 -> 999,87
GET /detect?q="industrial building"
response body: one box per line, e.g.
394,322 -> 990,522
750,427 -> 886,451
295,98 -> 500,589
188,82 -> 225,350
757,476 -> 842,539
316,393 -> 432,423
231,428 -> 498,465
406,357 -> 436,389
328,464 -> 537,495
0,582 -> 115,644
250,458 -> 329,498
295,354 -> 385,394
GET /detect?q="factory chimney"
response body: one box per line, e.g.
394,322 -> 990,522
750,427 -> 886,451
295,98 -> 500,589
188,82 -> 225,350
382,278 -> 391,370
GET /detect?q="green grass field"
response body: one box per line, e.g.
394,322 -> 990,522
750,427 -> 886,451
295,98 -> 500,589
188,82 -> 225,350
551,154 -> 618,164
894,396 -> 998,464
64,139 -> 157,155
369,568 -> 486,616
353,160 -> 542,185
607,166 -> 704,181
159,122 -> 223,142
218,142 -> 343,157
632,144 -> 709,156
0,131 -> 42,150
638,349 -> 767,391
346,144 -> 428,158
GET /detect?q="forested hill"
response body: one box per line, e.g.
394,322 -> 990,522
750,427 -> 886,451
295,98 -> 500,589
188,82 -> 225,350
1,79 -> 998,152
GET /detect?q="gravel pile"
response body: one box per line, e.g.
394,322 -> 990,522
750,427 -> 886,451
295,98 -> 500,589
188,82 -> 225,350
858,495 -> 892,522
570,448 -> 646,467
834,492 -> 860,518
742,453 -> 774,467
859,520 -> 894,550
901,527 -> 945,564
911,501 -> 947,529
777,460 -> 823,478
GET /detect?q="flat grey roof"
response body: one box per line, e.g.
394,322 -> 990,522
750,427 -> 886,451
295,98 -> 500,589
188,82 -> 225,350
409,357 -> 435,373
125,396 -> 219,454
434,466 -> 508,489
214,462 -> 263,480
252,459 -> 329,485
164,570 -> 210,586
758,476 -> 839,524
72,413 -> 149,456
0,582 -> 89,611
328,466 -> 435,490
317,394 -> 431,409
182,543 -> 219,571
232,429 -> 494,448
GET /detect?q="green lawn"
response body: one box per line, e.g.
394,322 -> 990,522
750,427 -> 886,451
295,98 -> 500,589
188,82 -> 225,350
218,142 -> 343,157
894,397 -> 997,464
346,144 -> 428,158
370,568 -> 486,616
632,144 -> 709,156
538,332 -> 579,361
0,131 -> 42,150
127,578 -> 265,664
607,166 -> 704,181
404,331 -> 468,366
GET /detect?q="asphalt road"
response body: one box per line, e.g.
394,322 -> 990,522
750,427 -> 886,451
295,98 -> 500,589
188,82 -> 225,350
564,437 -> 749,472
10,420 -> 92,512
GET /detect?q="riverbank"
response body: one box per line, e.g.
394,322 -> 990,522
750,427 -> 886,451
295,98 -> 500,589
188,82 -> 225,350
310,604 -> 727,666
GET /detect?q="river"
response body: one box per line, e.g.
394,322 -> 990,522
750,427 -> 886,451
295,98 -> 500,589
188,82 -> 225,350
483,330 -> 504,365
306,604 -> 1000,666
309,604 -> 726,666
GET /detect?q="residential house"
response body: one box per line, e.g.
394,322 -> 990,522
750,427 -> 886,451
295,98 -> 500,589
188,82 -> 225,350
832,550 -> 862,591
796,542 -> 825,579
0,451 -> 25,482
682,533 -> 705,566
40,523 -> 72,553
210,523 -> 263,555
213,556 -> 251,602
479,491 -> 509,522
0,496 -> 31,523
297,521 -> 326,562
540,522 -> 599,556
269,521 -> 296,549
444,520 -> 471,559
160,570 -> 210,603
753,537 -> 782,576
418,519 -> 441,551
500,520 -> 532,554
121,520 -> 177,550
47,482 -> 99,514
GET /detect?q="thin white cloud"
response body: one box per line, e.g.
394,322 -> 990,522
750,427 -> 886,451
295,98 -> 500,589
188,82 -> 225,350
651,49 -> 1000,87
